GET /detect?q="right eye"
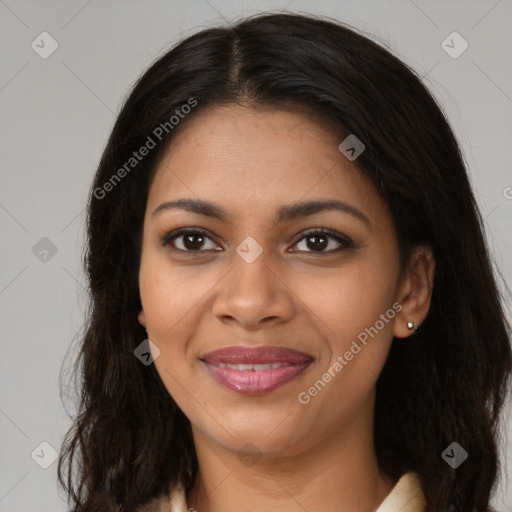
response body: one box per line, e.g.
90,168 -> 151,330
160,228 -> 222,253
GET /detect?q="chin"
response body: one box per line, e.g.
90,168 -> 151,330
194,414 -> 316,459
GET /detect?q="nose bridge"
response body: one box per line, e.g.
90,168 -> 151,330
231,235 -> 274,296
212,235 -> 293,327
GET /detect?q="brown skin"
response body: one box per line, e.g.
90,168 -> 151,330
137,104 -> 435,512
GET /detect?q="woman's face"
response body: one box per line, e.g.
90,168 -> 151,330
138,104 -> 407,458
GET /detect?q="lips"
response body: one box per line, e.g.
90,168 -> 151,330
201,346 -> 313,394
203,346 -> 313,365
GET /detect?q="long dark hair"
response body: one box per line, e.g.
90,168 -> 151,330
58,12 -> 512,512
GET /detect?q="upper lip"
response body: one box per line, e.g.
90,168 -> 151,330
201,345 -> 313,365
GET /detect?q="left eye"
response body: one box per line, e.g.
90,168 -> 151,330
291,229 -> 353,253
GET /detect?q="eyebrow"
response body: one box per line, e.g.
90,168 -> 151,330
151,198 -> 371,226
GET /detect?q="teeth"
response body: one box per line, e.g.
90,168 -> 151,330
216,362 -> 291,371
253,364 -> 270,371
234,364 -> 253,371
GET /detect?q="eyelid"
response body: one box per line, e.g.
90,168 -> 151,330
290,228 -> 353,250
159,227 -> 222,250
160,227 -> 354,253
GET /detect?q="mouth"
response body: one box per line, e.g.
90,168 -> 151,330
201,345 -> 313,395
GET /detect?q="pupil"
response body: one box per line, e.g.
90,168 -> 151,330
308,235 -> 327,251
184,233 -> 204,250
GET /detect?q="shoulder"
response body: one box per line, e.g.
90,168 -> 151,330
131,472 -> 425,511
130,480 -> 188,512
375,471 -> 426,512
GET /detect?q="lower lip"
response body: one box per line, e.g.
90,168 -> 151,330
203,361 -> 312,395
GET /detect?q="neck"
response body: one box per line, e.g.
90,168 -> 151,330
186,398 -> 396,512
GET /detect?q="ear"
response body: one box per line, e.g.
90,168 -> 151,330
393,244 -> 435,338
137,309 -> 147,329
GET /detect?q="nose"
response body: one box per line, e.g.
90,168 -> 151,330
212,244 -> 295,330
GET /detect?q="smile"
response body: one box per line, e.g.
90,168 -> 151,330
201,345 -> 313,394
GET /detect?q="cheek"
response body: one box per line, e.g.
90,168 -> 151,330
291,268 -> 397,434
296,251 -> 399,395
138,250 -> 215,339
301,257 -> 397,340
138,249 -> 220,399
139,259 -> 205,411
138,252 -> 196,387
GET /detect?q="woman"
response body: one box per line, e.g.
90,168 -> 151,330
58,12 -> 512,512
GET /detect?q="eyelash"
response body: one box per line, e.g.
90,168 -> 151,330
159,228 -> 354,255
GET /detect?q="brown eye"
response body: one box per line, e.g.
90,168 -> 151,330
161,229 -> 221,252
291,229 -> 353,254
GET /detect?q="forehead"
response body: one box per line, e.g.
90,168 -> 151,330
147,104 -> 386,226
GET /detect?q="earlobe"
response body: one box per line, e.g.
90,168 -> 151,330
393,245 -> 435,339
137,309 -> 146,328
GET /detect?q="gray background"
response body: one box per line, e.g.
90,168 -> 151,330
1,0 -> 511,510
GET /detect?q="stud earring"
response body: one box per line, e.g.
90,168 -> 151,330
407,321 -> 415,331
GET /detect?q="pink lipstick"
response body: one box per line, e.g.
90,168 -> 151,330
201,346 -> 313,395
